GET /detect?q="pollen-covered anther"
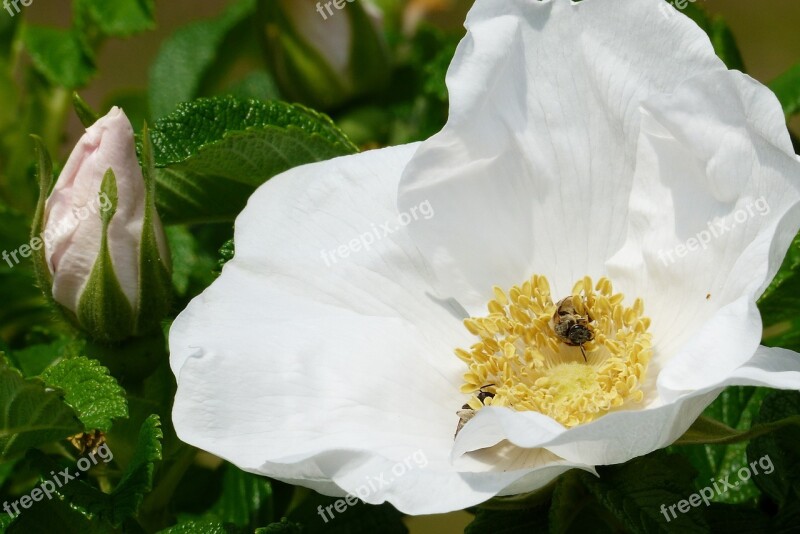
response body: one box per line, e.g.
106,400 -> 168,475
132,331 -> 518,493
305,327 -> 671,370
456,275 -> 652,428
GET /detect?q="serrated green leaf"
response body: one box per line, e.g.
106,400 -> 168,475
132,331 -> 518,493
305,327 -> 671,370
151,96 -> 355,164
673,387 -> 768,504
40,357 -> 128,432
578,453 -> 707,534
150,96 -> 356,224
746,391 -> 800,507
158,520 -> 242,534
769,64 -> 800,118
111,414 -> 163,523
0,359 -> 82,460
148,0 -> 256,119
22,26 -> 95,89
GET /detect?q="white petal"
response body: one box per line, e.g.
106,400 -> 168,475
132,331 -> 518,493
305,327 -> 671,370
726,345 -> 800,389
172,145 -> 579,513
606,70 -> 800,398
456,345 -> 800,466
397,0 -> 725,314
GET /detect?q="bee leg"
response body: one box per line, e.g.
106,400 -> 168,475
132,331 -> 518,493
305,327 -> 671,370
579,344 -> 587,362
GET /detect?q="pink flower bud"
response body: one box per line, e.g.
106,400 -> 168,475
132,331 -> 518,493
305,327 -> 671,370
44,107 -> 169,320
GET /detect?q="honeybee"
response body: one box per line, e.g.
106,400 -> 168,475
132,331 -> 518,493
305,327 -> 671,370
454,385 -> 495,438
552,296 -> 594,361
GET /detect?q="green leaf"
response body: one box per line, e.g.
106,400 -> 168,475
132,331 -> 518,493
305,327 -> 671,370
150,96 -> 356,224
288,493 -> 407,534
255,519 -> 304,534
151,96 -> 355,165
680,5 -> 745,71
578,453 -> 707,533
205,464 -> 275,528
548,472 -> 620,534
746,390 -> 800,506
6,495 -> 110,534
148,0 -> 256,119
217,238 -> 235,275
36,414 -> 163,527
705,504 -> 771,534
0,359 -> 82,460
672,387 -> 769,504
226,70 -> 281,102
0,4 -> 18,55
75,0 -> 155,37
166,226 -> 218,298
0,268 -> 54,344
158,520 -> 242,534
6,339 -> 84,378
154,167 -> 255,225
109,414 -> 163,523
769,64 -> 800,118
759,231 -> 800,351
466,503 -> 550,534
40,356 -> 128,432
22,26 -> 95,89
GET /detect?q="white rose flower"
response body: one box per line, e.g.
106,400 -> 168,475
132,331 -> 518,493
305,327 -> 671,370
170,0 -> 800,514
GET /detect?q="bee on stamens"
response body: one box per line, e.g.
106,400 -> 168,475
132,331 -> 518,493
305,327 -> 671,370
551,296 -> 594,362
454,385 -> 494,438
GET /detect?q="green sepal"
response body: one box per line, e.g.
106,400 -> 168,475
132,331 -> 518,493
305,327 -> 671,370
135,123 -> 172,336
346,1 -> 391,97
30,135 -> 54,303
76,168 -> 135,343
674,414 -> 800,446
72,91 -> 100,128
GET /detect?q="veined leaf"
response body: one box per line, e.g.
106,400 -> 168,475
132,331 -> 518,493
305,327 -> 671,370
149,96 -> 357,225
40,356 -> 128,433
0,359 -> 82,460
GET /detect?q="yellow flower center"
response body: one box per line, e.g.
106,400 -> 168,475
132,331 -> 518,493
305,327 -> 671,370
456,275 -> 652,428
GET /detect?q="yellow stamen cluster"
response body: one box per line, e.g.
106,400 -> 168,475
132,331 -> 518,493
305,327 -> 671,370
456,275 -> 652,428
